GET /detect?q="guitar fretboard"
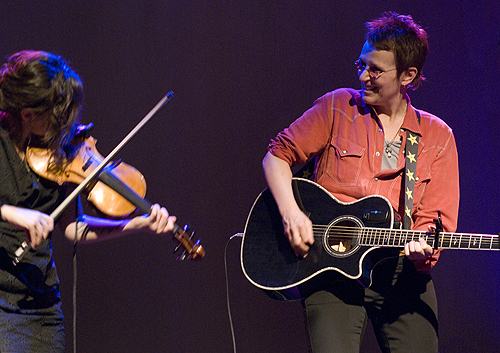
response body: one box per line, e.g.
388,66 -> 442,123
359,228 -> 499,250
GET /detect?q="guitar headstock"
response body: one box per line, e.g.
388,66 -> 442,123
173,224 -> 205,261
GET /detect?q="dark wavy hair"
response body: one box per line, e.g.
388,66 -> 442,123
365,11 -> 429,89
0,50 -> 83,164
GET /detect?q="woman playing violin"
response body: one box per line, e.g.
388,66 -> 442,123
0,50 -> 176,352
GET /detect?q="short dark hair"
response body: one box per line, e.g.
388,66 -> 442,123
365,11 -> 429,89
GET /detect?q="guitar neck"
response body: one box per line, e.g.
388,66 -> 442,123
360,228 -> 500,250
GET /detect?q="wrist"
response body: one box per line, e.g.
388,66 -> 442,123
0,202 -> 5,221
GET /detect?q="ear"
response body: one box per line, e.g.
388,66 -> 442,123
20,109 -> 35,124
401,67 -> 418,87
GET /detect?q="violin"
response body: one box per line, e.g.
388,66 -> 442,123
20,124 -> 205,262
27,134 -> 147,218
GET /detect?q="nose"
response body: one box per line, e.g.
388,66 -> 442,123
358,68 -> 370,82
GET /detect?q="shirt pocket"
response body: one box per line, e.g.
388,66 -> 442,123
414,168 -> 431,205
326,136 -> 365,187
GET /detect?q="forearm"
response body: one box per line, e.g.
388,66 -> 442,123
64,215 -> 134,243
64,203 -> 176,244
262,152 -> 298,216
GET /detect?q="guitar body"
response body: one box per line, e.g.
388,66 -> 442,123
241,178 -> 400,300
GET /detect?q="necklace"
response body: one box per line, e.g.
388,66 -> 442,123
384,103 -> 407,159
384,140 -> 400,159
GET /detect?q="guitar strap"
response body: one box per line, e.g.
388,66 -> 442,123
293,157 -> 315,180
403,110 -> 421,229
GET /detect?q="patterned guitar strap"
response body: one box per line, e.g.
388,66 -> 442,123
403,110 -> 421,230
389,110 -> 421,286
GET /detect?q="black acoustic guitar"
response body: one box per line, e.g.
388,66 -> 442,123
241,178 -> 498,300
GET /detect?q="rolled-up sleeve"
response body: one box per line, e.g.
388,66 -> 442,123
412,124 -> 460,272
267,92 -> 333,166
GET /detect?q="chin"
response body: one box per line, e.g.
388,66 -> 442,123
361,92 -> 378,106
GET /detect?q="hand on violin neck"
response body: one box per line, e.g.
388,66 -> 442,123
64,204 -> 176,243
123,203 -> 177,235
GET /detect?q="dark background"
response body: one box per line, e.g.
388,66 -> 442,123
1,1 -> 499,352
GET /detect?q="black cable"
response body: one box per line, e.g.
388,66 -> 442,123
72,202 -> 80,353
224,232 -> 244,353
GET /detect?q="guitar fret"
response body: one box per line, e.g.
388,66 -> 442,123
448,234 -> 459,248
363,228 -> 372,246
439,232 -> 446,248
370,228 -> 376,246
372,228 -> 378,246
390,229 -> 397,246
470,236 -> 478,249
359,229 -> 366,245
400,230 -> 406,246
377,228 -> 382,245
361,228 -> 499,251
362,228 -> 368,246
363,229 -> 499,251
438,233 -> 500,250
368,228 -> 375,246
379,228 -> 386,246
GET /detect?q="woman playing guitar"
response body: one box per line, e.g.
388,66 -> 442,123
262,11 -> 459,353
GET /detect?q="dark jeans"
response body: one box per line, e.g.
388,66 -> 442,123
302,257 -> 438,353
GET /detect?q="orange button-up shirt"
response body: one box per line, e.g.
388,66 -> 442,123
268,88 -> 460,272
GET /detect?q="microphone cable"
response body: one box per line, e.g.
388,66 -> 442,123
224,232 -> 244,353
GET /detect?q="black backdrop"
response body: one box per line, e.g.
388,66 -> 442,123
1,1 -> 499,352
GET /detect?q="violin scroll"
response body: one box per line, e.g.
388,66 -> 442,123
173,224 -> 205,261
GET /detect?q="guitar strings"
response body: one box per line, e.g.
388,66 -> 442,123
308,224 -> 499,249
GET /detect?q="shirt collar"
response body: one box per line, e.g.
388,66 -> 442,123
400,95 -> 422,136
362,94 -> 423,136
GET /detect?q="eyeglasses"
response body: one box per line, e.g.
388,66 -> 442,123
354,60 -> 397,80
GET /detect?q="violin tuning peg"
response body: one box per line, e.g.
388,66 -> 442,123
176,250 -> 187,261
172,223 -> 204,261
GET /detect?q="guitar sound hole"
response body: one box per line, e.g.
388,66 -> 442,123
323,216 -> 362,257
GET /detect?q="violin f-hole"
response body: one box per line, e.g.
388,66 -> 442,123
82,157 -> 92,172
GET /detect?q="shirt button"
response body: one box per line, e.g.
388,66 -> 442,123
342,150 -> 347,154
379,128 -> 383,132
375,151 -> 380,156
374,177 -> 379,181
